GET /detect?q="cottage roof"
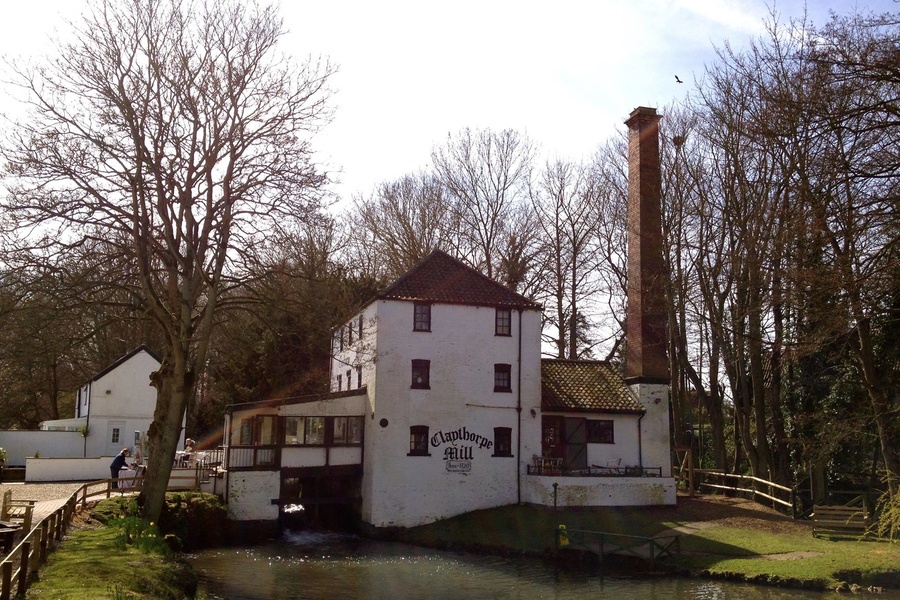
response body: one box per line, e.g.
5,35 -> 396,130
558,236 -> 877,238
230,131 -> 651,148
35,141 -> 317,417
541,359 -> 644,414
376,249 -> 541,309
87,345 -> 161,383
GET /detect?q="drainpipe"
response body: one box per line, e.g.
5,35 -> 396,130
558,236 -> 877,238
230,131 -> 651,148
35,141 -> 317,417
223,411 -> 231,505
83,383 -> 91,458
638,412 -> 645,468
516,308 -> 523,505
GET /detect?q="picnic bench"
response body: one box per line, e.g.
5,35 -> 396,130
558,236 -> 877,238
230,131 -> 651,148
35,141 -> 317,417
812,504 -> 870,538
1,489 -> 35,533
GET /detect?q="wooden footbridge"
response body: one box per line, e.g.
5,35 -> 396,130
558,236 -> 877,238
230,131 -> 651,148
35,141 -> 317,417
556,525 -> 680,564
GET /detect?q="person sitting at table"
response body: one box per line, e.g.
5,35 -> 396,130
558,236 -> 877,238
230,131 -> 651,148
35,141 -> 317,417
109,448 -> 130,489
180,438 -> 195,467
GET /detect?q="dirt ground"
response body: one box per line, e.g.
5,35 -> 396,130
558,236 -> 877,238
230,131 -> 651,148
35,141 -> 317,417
646,493 -> 813,535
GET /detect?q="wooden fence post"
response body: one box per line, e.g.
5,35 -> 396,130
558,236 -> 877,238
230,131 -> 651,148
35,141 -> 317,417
39,522 -> 48,563
1,560 -> 11,600
55,510 -> 63,541
17,541 -> 31,597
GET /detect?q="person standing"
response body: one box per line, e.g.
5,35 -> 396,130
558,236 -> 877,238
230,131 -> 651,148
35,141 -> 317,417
110,448 -> 130,489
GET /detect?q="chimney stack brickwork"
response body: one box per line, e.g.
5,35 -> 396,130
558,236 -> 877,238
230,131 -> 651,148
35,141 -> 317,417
624,107 -> 672,478
624,107 -> 669,384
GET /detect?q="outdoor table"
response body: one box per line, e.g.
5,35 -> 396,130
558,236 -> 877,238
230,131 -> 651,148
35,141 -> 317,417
0,526 -> 20,553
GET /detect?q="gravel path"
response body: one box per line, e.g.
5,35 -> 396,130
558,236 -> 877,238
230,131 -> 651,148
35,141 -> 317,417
0,482 -> 89,503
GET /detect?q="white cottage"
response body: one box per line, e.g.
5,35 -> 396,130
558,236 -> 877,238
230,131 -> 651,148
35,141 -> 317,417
222,106 -> 677,531
40,345 -> 165,458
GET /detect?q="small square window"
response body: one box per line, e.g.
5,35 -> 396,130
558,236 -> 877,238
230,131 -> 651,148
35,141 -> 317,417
412,359 -> 431,389
493,427 -> 512,457
414,303 -> 431,331
409,425 -> 430,456
586,420 -> 614,444
494,363 -> 512,392
495,308 -> 512,336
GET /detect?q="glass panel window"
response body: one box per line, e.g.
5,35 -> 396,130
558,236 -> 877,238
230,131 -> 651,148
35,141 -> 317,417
409,425 -> 429,456
333,416 -> 349,444
348,417 -> 363,444
586,419 -> 614,444
258,415 -> 278,445
413,303 -> 431,331
411,359 -> 431,389
495,308 -> 512,336
305,416 -> 325,445
239,419 -> 252,445
284,417 -> 303,445
494,363 -> 512,392
111,428 -> 120,444
493,427 -> 512,457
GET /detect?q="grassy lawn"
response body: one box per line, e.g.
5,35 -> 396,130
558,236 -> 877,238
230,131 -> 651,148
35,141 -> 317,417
396,495 -> 900,591
26,513 -> 197,599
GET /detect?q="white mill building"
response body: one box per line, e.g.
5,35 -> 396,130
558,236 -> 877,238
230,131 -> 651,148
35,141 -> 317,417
222,107 -> 676,530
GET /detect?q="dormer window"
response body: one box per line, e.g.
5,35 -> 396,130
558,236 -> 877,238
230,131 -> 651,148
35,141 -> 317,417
413,303 -> 431,331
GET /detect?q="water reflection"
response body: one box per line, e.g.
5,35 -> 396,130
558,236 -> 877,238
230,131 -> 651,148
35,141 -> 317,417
188,531 -> 887,600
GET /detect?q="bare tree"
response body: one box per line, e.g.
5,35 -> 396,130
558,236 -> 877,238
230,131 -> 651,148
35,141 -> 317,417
530,159 -> 604,358
431,128 -> 536,283
1,0 -> 333,522
348,172 -> 456,279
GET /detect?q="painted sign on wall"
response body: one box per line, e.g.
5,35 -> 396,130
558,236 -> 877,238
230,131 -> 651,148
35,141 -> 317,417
431,427 -> 493,472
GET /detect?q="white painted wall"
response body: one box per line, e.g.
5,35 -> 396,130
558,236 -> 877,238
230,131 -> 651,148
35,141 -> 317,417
359,300 -> 543,528
0,431 -> 84,466
630,382 -> 672,477
35,349 -> 172,461
523,475 -> 676,506
227,471 -> 280,521
585,415 -> 641,467
25,456 -> 111,481
86,349 -> 163,457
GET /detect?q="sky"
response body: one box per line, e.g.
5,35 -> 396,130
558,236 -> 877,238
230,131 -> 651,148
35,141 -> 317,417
1,0 -> 897,203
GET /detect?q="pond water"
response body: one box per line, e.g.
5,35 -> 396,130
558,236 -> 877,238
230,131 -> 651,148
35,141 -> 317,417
188,530 -> 893,599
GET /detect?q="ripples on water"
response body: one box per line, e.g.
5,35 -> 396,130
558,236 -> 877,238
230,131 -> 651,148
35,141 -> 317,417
189,530 -> 886,600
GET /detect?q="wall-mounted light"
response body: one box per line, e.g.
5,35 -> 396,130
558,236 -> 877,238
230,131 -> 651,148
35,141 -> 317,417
530,408 -> 537,418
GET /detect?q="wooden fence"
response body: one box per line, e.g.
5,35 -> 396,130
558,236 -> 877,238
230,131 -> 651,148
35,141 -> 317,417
0,468 -> 213,600
695,469 -> 797,518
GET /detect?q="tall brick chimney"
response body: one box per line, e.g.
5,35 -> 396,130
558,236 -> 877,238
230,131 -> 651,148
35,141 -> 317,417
624,106 -> 669,384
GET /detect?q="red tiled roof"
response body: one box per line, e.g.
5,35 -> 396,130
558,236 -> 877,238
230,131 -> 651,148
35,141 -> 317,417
376,249 -> 541,309
541,359 -> 644,413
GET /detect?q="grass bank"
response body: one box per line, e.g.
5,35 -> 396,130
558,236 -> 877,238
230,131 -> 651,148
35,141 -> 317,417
25,492 -> 225,600
24,524 -> 196,599
393,494 -> 900,592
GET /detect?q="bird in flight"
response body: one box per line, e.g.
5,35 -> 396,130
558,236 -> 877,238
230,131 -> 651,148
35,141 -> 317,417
675,75 -> 684,84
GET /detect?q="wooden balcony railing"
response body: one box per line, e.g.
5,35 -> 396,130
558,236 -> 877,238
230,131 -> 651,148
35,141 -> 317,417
225,446 -> 280,470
